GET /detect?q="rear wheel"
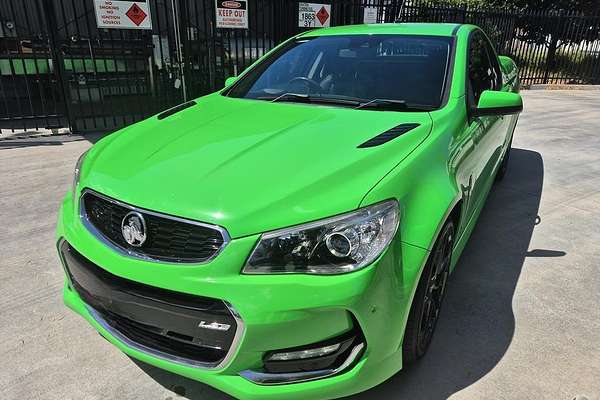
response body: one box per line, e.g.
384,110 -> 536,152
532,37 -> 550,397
402,221 -> 454,364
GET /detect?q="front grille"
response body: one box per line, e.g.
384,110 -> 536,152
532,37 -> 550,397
81,189 -> 228,263
59,241 -> 239,367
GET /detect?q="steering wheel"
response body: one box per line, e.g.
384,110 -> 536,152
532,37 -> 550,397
287,76 -> 323,93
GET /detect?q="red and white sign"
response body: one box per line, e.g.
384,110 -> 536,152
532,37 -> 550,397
298,3 -> 331,28
215,0 -> 248,29
94,0 -> 152,30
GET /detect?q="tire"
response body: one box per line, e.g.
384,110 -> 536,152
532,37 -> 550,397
495,136 -> 513,182
402,221 -> 455,364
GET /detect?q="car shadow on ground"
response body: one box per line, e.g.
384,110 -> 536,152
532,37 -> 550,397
133,148 -> 554,400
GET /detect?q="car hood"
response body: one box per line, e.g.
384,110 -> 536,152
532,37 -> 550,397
82,93 -> 432,238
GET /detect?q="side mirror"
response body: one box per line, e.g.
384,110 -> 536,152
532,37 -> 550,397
498,55 -> 516,73
224,76 -> 237,87
474,90 -> 523,117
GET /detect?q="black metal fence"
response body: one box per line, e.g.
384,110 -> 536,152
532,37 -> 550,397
396,1 -> 600,86
1,0 -> 599,134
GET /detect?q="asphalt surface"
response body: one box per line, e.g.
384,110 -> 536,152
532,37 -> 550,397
1,90 -> 599,400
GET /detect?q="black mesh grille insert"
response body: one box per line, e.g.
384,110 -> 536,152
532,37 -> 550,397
82,190 -> 226,262
100,309 -> 227,364
59,240 -> 236,366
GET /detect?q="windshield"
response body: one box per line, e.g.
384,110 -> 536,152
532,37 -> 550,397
225,34 -> 453,110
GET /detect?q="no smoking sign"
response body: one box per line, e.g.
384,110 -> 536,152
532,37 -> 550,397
94,0 -> 152,30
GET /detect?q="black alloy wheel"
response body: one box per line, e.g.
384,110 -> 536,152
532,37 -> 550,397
403,221 -> 455,363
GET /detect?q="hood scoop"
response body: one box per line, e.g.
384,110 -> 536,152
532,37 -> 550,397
357,123 -> 420,148
157,100 -> 197,120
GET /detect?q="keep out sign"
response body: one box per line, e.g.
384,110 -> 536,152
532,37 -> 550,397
215,0 -> 248,29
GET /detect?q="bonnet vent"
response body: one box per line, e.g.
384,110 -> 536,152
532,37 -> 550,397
357,123 -> 420,148
157,100 -> 197,120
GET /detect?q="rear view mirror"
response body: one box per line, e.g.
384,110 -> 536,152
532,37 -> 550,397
225,76 -> 237,87
474,90 -> 523,117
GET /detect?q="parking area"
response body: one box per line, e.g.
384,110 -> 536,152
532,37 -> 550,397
1,90 -> 599,400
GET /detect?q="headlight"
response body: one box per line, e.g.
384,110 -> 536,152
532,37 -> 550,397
72,150 -> 88,197
243,200 -> 399,275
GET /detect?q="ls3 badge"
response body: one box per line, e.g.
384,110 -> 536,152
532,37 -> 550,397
198,321 -> 231,331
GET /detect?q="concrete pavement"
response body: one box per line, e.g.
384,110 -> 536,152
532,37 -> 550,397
1,90 -> 599,400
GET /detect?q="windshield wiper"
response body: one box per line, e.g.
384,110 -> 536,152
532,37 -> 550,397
356,99 -> 434,112
257,93 -> 431,110
258,93 -> 361,107
267,92 -> 311,103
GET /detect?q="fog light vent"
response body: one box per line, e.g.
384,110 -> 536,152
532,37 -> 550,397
240,332 -> 365,385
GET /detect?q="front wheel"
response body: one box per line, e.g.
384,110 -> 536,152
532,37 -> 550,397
402,221 -> 455,364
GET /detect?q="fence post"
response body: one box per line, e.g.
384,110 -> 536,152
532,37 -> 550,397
38,0 -> 76,133
543,13 -> 562,84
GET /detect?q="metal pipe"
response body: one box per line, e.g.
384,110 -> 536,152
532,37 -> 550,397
171,0 -> 187,101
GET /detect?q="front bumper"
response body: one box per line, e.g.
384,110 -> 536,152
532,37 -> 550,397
57,192 -> 429,399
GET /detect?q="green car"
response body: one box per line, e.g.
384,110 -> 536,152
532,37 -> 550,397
56,23 -> 522,399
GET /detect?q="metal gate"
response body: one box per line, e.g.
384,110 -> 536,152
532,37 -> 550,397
0,0 -> 69,131
1,0 -> 406,134
1,0 -> 191,133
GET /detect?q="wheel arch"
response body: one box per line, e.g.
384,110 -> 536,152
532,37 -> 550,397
361,156 -> 464,362
394,198 -> 462,364
448,198 -> 464,236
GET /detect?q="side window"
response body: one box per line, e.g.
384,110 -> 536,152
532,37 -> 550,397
484,40 -> 503,90
467,32 -> 495,106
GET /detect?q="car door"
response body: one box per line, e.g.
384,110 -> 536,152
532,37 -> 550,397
464,30 -> 502,217
481,35 -> 512,168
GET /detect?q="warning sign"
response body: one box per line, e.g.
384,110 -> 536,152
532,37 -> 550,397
215,0 -> 248,29
94,0 -> 152,30
298,3 -> 331,28
125,3 -> 147,26
363,7 -> 378,24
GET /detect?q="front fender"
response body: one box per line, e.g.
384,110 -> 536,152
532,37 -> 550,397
360,115 -> 462,253
358,113 -> 461,350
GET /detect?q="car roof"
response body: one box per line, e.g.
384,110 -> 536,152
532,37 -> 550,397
299,23 -> 463,38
